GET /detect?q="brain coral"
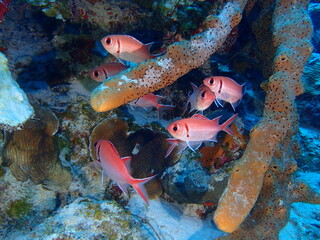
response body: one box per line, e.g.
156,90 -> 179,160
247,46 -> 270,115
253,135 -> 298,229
2,104 -> 71,192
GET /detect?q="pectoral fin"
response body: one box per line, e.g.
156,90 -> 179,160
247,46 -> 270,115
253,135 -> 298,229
186,141 -> 203,152
117,183 -> 130,196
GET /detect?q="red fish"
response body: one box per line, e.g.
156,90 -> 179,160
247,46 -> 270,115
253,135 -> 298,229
203,76 -> 244,111
101,34 -> 163,63
95,139 -> 155,205
0,0 -> 10,22
183,82 -> 216,115
166,114 -> 238,156
89,62 -> 129,82
129,93 -> 175,119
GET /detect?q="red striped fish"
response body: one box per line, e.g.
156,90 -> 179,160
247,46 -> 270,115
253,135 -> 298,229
165,114 -> 238,156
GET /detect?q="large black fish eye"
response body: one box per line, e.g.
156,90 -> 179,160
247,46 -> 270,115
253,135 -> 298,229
105,37 -> 111,44
201,91 -> 206,98
209,78 -> 214,85
94,71 -> 100,77
172,124 -> 178,132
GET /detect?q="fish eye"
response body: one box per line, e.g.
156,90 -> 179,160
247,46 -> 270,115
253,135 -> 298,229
94,71 -> 100,77
209,78 -> 214,85
172,124 -> 178,132
201,91 -> 206,98
105,37 -> 111,44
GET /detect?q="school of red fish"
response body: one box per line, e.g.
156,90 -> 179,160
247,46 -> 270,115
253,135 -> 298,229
91,34 -> 244,204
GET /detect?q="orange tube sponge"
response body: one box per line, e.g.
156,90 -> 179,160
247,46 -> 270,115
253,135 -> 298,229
90,0 -> 248,112
214,0 -> 313,233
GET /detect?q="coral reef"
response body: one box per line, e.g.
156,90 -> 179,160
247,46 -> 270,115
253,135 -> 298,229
214,0 -> 320,236
2,104 -> 71,192
90,0 -> 248,112
298,53 -> 320,128
297,127 -> 320,172
162,151 -> 231,205
280,171 -> 320,239
1,0 -> 319,239
24,197 -> 155,239
0,168 -> 58,238
26,0 -> 156,37
0,52 -> 33,128
199,124 -> 248,171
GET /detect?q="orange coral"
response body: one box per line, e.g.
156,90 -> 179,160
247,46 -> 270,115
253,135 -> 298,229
214,0 -> 317,235
199,124 -> 248,169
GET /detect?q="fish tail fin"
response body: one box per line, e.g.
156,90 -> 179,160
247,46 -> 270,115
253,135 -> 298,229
145,42 -> 155,52
221,113 -> 238,136
151,49 -> 167,58
145,42 -> 166,57
156,104 -> 175,119
131,175 -> 156,205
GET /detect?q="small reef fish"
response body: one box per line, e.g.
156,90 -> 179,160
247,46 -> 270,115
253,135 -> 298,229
129,93 -> 175,119
203,76 -> 244,111
101,34 -> 164,63
183,82 -> 216,115
89,62 -> 129,82
95,139 -> 155,205
165,113 -> 238,156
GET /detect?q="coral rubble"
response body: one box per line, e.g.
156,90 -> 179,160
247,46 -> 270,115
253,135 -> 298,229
0,52 -> 33,128
214,0 -> 320,236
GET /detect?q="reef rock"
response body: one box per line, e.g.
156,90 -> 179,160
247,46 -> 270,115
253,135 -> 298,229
309,3 -> 320,53
162,152 -> 230,204
22,197 -> 154,239
297,127 -> 320,172
280,172 -> 320,240
0,52 -> 33,128
301,53 -> 320,95
298,53 -> 320,128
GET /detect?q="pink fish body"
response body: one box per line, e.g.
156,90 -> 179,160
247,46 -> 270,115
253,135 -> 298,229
166,114 -> 237,156
89,62 -> 129,82
130,93 -> 175,118
183,83 -> 216,114
95,139 -> 155,205
101,34 -> 161,63
203,76 -> 244,111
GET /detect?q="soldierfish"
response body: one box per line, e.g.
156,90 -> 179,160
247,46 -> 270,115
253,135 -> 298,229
183,83 -> 216,115
89,62 -> 129,82
129,93 -> 175,119
165,113 -> 238,156
101,34 -> 164,63
203,76 -> 244,111
95,139 -> 155,205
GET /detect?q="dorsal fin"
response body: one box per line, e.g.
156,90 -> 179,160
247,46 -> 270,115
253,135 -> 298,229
191,114 -> 208,120
211,115 -> 222,124
153,94 -> 165,101
108,140 -> 121,158
190,82 -> 198,93
144,42 -> 154,52
122,156 -> 132,174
